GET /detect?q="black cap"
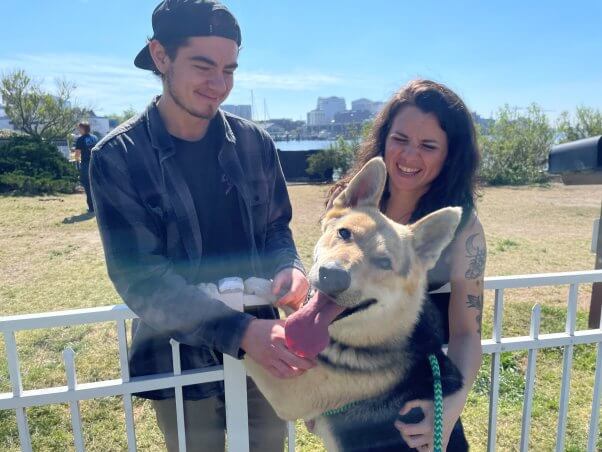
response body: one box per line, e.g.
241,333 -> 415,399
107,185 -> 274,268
134,0 -> 241,71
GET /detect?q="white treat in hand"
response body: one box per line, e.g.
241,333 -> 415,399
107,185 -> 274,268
244,277 -> 277,304
198,282 -> 220,298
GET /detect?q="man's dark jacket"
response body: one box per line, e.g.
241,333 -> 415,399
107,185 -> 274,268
90,98 -> 304,399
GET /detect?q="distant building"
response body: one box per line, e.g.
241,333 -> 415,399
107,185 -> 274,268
221,104 -> 252,120
317,96 -> 346,122
334,109 -> 373,125
307,109 -> 327,126
351,98 -> 384,116
261,122 -> 287,140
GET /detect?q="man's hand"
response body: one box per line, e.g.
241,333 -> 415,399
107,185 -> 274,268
271,267 -> 309,311
241,319 -> 315,378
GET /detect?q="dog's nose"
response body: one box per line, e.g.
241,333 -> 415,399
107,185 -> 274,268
318,262 -> 351,296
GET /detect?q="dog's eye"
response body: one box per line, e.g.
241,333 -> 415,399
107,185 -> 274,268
372,257 -> 392,270
337,228 -> 352,240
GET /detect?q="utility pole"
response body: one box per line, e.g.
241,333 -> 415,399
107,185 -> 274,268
589,199 -> 602,328
263,99 -> 269,121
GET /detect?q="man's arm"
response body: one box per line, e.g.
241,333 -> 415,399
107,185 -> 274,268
90,146 -> 254,358
73,136 -> 83,161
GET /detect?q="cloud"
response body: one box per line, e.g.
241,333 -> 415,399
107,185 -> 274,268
0,53 -> 345,115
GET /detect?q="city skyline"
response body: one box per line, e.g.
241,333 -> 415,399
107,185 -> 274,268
1,1 -> 601,121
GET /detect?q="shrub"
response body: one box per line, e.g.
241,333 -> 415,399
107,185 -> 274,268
0,136 -> 78,195
306,137 -> 358,180
479,104 -> 553,185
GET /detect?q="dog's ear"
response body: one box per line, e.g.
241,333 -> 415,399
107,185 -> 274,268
332,157 -> 386,209
411,207 -> 462,269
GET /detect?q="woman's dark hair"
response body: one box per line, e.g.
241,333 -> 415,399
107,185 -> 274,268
329,79 -> 480,227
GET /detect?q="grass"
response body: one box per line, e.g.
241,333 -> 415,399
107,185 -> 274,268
1,183 -> 601,451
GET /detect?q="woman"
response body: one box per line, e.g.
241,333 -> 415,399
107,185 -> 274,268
328,79 -> 485,451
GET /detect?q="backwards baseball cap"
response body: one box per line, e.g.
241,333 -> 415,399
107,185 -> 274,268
134,0 -> 241,71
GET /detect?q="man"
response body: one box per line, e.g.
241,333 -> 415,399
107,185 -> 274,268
89,1 -> 314,450
73,121 -> 97,212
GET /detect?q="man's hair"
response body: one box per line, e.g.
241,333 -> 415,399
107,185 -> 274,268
78,121 -> 91,134
151,36 -> 190,78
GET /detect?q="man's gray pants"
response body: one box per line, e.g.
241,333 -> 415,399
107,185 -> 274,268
152,379 -> 286,452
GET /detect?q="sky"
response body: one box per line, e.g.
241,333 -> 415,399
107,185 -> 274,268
1,0 -> 601,121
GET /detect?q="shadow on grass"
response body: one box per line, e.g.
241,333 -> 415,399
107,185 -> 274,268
62,211 -> 95,224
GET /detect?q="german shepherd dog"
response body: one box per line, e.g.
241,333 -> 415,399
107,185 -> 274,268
244,157 -> 469,451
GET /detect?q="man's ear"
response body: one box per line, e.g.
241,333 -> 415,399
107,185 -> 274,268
332,157 -> 386,209
411,207 -> 462,269
149,40 -> 169,75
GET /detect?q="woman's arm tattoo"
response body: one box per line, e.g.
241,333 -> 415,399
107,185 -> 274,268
465,233 -> 486,279
466,294 -> 483,334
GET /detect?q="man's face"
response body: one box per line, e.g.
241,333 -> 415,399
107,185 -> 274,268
162,36 -> 238,120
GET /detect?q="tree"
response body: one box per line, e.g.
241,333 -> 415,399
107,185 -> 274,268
480,104 -> 554,185
107,107 -> 138,126
0,69 -> 85,141
556,106 -> 602,143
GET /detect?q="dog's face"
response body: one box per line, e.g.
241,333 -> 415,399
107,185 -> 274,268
309,157 -> 461,346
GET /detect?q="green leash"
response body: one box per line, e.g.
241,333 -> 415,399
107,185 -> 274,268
428,353 -> 444,452
322,353 -> 444,452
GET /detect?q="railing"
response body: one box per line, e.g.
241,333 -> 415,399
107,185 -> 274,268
0,277 -> 295,452
1,270 -> 602,452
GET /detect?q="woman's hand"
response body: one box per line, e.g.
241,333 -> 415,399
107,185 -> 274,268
394,391 -> 466,451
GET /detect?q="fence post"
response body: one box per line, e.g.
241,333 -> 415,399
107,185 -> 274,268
170,339 -> 187,452
3,331 -> 32,452
64,348 -> 85,452
520,304 -> 541,452
587,309 -> 602,452
556,284 -> 578,451
220,278 -> 250,452
487,288 -> 504,452
117,320 -> 137,452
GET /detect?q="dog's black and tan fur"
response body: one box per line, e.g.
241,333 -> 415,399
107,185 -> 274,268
245,158 -> 469,451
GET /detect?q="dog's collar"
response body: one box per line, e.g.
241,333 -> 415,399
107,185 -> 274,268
322,399 -> 363,417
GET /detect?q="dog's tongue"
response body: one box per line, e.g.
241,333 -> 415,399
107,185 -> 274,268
285,291 -> 346,358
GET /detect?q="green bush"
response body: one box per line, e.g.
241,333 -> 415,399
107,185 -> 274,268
479,104 -> 554,185
0,136 -> 78,195
306,137 -> 358,180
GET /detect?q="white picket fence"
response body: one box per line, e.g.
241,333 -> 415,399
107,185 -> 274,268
1,270 -> 602,452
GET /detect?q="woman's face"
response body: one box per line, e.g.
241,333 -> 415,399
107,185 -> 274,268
384,105 -> 449,195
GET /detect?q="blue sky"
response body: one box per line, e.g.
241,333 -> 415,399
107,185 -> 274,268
1,0 -> 601,121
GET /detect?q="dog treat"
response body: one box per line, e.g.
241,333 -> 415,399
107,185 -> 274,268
243,277 -> 277,303
284,290 -> 346,358
197,282 -> 220,298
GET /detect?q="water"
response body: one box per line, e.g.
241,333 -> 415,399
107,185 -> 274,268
274,140 -> 334,151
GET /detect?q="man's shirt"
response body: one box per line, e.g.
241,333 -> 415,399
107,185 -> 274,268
90,98 -> 304,399
171,117 -> 253,284
75,133 -> 98,166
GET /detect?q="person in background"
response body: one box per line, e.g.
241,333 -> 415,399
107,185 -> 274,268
73,121 -> 97,213
329,79 -> 486,451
